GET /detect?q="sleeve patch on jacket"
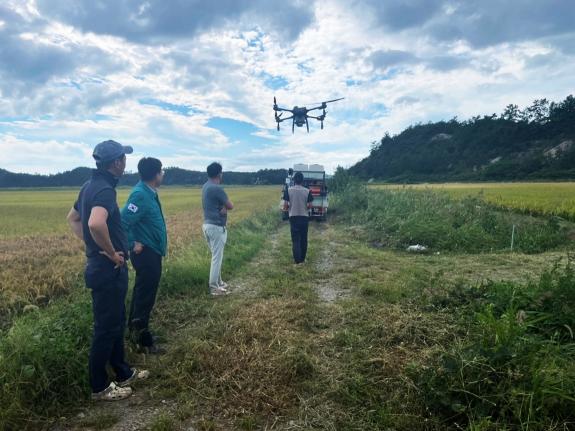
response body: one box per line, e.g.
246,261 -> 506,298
127,203 -> 139,213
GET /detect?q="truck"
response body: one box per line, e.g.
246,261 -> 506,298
280,164 -> 329,221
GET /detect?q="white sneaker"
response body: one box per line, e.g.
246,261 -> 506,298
210,287 -> 230,296
117,368 -> 150,387
218,281 -> 229,289
91,382 -> 132,401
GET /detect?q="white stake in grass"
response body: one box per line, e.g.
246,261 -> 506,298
510,224 -> 516,251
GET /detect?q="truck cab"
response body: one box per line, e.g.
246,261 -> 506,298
281,164 -> 329,221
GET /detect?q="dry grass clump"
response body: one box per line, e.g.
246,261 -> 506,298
163,297 -> 316,421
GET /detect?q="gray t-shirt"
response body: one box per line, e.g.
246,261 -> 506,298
202,181 -> 229,226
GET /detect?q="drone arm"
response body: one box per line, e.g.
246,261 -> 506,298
307,105 -> 324,112
277,115 -> 294,123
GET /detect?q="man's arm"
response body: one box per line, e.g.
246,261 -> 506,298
88,206 -> 125,268
219,188 -> 234,214
283,186 -> 290,211
67,207 -> 83,239
121,191 -> 145,253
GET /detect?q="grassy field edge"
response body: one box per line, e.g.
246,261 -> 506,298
0,209 -> 280,430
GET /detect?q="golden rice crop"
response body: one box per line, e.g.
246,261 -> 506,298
374,182 -> 575,219
0,186 -> 280,320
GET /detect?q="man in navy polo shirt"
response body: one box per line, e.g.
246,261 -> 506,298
67,140 -> 149,401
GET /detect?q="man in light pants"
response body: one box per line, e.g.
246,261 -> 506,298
202,162 -> 234,296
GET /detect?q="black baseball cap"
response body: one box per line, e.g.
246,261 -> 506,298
93,140 -> 133,164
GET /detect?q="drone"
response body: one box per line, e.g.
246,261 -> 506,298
273,96 -> 344,133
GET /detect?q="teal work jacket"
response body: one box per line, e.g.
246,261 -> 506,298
121,181 -> 167,256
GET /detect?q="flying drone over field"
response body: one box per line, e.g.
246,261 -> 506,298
273,96 -> 344,133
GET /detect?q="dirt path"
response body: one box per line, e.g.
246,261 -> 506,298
311,223 -> 352,302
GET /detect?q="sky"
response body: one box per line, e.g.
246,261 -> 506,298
0,0 -> 574,174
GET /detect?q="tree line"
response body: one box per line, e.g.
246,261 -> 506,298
349,95 -> 575,182
0,166 -> 288,188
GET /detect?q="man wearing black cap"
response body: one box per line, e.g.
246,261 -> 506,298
66,140 -> 149,401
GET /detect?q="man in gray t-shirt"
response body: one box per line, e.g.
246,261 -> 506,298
202,180 -> 228,226
201,162 -> 234,296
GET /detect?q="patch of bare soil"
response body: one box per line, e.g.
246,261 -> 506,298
313,224 -> 352,303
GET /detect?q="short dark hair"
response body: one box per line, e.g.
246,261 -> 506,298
138,157 -> 162,181
207,162 -> 223,178
294,171 -> 304,185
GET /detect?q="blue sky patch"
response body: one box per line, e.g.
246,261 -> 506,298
139,98 -> 200,116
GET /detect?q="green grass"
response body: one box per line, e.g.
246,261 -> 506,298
0,210 -> 280,430
414,260 -> 575,430
336,184 -> 570,253
374,182 -> 575,220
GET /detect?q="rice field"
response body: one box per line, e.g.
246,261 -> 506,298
0,186 -> 280,319
1,182 -> 574,430
375,182 -> 575,219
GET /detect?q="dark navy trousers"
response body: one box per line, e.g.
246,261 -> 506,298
289,216 -> 309,264
128,247 -> 162,347
85,257 -> 132,393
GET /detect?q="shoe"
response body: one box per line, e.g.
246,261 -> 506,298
210,287 -> 230,296
218,281 -> 229,289
139,344 -> 166,355
91,382 -> 132,401
117,368 -> 150,387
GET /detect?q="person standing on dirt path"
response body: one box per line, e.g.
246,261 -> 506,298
66,140 -> 149,402
202,162 -> 234,296
283,171 -> 314,264
121,157 -> 167,355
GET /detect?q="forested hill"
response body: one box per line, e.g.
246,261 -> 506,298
350,95 -> 575,182
0,167 -> 287,188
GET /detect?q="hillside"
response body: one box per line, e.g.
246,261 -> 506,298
0,167 -> 287,188
349,95 -> 575,182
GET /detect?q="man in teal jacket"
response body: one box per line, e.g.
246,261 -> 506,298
121,157 -> 167,354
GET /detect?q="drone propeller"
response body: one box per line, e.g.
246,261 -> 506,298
308,97 -> 345,106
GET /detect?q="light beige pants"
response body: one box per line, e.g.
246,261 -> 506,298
202,224 -> 227,290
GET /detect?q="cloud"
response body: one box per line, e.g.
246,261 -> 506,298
36,0 -> 315,43
368,49 -> 417,70
426,0 -> 575,48
0,0 -> 574,175
362,0 -> 444,31
0,134 -> 93,174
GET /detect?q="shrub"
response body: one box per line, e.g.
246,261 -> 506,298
414,259 -> 575,429
333,186 -> 567,253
